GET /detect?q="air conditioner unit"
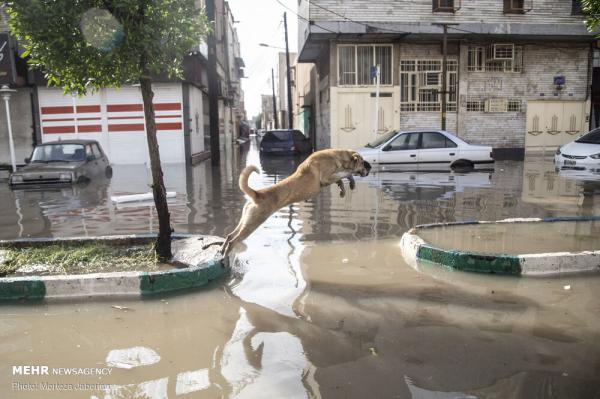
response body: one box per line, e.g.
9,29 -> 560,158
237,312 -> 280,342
485,98 -> 508,113
488,44 -> 514,61
420,72 -> 440,89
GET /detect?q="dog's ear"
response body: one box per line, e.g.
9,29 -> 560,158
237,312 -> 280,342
351,153 -> 362,166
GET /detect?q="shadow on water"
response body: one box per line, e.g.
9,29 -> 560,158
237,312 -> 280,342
1,142 -> 600,398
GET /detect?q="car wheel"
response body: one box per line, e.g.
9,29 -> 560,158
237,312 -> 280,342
105,166 -> 113,179
451,160 -> 474,171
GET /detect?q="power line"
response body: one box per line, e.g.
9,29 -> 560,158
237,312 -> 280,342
274,0 -> 340,34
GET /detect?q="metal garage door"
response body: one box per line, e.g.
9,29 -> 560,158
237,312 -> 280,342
38,83 -> 184,164
525,101 -> 586,153
334,91 -> 394,150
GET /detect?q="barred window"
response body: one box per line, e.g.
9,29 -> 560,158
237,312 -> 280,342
466,97 -> 522,112
399,59 -> 457,112
466,97 -> 485,111
507,100 -> 521,112
338,44 -> 393,86
467,44 -> 523,73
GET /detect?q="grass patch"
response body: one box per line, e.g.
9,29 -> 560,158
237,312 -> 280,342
0,242 -> 160,277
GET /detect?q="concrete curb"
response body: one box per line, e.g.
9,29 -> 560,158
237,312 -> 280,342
0,234 -> 228,301
400,217 -> 600,276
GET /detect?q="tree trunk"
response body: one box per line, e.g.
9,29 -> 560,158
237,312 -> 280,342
139,75 -> 172,260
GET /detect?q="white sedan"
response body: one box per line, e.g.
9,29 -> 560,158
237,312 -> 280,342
555,128 -> 600,168
356,130 -> 494,169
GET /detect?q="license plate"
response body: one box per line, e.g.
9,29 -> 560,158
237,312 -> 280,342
564,160 -> 576,166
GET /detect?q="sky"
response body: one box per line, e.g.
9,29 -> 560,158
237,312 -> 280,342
226,0 -> 299,119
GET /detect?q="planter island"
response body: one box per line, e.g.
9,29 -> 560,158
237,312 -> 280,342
0,234 -> 228,301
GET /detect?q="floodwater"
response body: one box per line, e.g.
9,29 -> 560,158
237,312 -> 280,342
418,220 -> 600,255
1,138 -> 600,398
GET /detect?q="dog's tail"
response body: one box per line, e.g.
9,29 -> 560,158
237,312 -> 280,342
239,165 -> 260,203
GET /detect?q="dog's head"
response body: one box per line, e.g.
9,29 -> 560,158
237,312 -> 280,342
350,152 -> 371,177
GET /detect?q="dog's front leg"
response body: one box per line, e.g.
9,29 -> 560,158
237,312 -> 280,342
347,175 -> 355,190
336,180 -> 346,198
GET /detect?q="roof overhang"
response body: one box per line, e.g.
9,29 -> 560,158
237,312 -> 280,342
299,21 -> 597,63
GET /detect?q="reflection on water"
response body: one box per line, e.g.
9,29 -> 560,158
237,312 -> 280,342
1,139 -> 600,398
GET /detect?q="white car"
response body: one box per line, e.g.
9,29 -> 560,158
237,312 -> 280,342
356,130 -> 494,169
555,128 -> 600,168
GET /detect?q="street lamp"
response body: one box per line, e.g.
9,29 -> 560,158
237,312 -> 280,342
259,14 -> 294,130
0,84 -> 18,172
259,43 -> 285,50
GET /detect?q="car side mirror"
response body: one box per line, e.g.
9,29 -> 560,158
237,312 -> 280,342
382,144 -> 392,152
86,155 -> 94,162
24,157 -> 30,163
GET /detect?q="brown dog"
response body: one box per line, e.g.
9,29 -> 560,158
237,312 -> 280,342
217,149 -> 371,256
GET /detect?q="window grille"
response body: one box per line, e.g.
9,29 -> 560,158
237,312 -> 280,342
467,45 -> 523,73
507,100 -> 521,112
400,59 -> 457,112
338,45 -> 393,86
432,0 -> 461,13
503,0 -> 532,14
466,97 -> 521,112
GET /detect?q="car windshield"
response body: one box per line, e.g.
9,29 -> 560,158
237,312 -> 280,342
365,131 -> 398,148
575,129 -> 600,144
31,144 -> 86,163
263,131 -> 293,142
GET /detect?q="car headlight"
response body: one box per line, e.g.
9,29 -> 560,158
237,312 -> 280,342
589,153 -> 600,159
555,147 -> 561,156
59,172 -> 73,181
10,175 -> 23,184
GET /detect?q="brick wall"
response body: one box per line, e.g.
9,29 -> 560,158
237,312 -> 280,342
307,0 -> 583,25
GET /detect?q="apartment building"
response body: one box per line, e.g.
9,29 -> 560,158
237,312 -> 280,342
298,0 -> 594,158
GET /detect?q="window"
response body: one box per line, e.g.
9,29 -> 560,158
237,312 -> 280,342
507,100 -> 521,112
338,45 -> 392,86
399,59 -> 457,112
467,45 -> 523,72
466,97 -> 522,112
572,0 -> 584,15
504,0 -> 531,14
85,145 -> 94,159
432,0 -> 458,13
92,144 -> 103,159
387,133 -> 419,151
421,132 -> 457,149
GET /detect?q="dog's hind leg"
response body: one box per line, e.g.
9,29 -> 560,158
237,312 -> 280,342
222,205 -> 270,256
336,180 -> 346,198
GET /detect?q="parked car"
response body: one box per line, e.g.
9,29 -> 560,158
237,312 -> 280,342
9,140 -> 112,187
555,128 -> 600,168
356,130 -> 494,170
259,129 -> 312,155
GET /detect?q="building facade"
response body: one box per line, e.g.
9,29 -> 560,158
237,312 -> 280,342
298,0 -> 594,158
0,1 -> 245,167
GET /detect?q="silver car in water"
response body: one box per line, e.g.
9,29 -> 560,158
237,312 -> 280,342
9,140 -> 113,187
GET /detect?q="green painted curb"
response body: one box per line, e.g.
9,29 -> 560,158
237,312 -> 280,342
139,259 -> 226,296
0,279 -> 46,300
401,217 -> 600,276
417,245 -> 521,275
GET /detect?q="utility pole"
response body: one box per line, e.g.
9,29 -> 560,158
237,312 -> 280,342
284,12 -> 293,129
271,68 -> 279,129
432,22 -> 458,131
206,0 -> 220,165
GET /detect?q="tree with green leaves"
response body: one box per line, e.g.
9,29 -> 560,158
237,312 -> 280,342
581,0 -> 600,31
6,0 -> 210,260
